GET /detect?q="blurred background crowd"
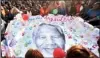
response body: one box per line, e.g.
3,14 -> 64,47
1,0 -> 100,27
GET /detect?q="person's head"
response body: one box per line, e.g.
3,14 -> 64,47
92,2 -> 100,10
42,2 -> 48,9
66,45 -> 92,58
25,49 -> 44,58
33,23 -> 65,57
88,0 -> 98,8
10,7 -> 20,15
25,49 -> 34,58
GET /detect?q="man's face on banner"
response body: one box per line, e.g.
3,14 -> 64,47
35,25 -> 65,57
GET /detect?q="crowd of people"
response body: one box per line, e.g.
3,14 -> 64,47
1,0 -> 100,58
1,0 -> 100,28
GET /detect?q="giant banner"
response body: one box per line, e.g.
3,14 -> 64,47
1,14 -> 100,57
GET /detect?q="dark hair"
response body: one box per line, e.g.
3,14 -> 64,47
97,39 -> 100,48
25,49 -> 44,58
25,49 -> 34,58
66,45 -> 91,58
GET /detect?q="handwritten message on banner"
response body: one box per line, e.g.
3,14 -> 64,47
1,14 -> 100,57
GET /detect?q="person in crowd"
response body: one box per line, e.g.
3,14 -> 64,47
57,1 -> 66,15
80,0 -> 99,20
1,6 -> 6,19
75,0 -> 83,16
69,0 -> 76,16
32,23 -> 65,57
40,2 -> 50,16
69,0 -> 83,16
65,3 -> 70,16
66,45 -> 98,58
25,49 -> 44,58
87,2 -> 100,19
1,2 -> 14,42
11,7 -> 22,17
50,1 -> 59,15
86,2 -> 100,27
10,7 -> 23,21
